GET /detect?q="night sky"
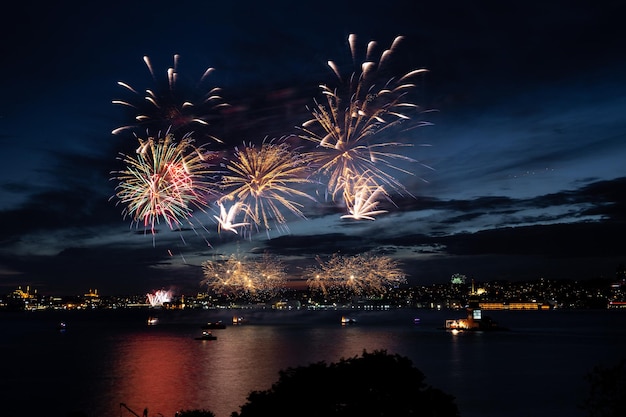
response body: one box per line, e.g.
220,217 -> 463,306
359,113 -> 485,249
1,0 -> 625,295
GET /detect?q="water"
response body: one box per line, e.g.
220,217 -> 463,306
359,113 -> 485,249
1,308 -> 625,417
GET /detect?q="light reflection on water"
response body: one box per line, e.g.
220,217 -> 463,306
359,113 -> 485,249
99,312 -> 432,417
2,308 -> 625,417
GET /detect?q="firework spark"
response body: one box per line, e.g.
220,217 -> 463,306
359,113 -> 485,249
112,54 -> 229,141
111,132 -> 219,237
214,201 -> 249,234
201,251 -> 286,297
298,34 -> 432,202
218,138 -> 315,235
306,252 -> 406,296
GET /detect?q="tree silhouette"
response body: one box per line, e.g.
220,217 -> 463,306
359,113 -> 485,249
231,349 -> 459,417
176,410 -> 215,417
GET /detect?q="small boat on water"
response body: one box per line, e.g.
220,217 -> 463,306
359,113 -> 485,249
443,307 -> 508,332
57,322 -> 67,332
341,316 -> 357,325
232,315 -> 247,325
195,331 -> 217,341
147,316 -> 158,326
201,321 -> 226,329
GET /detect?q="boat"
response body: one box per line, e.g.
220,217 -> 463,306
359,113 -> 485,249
232,315 -> 247,325
57,322 -> 67,332
147,316 -> 158,326
443,307 -> 508,332
341,316 -> 357,325
201,321 -> 226,329
195,331 -> 217,341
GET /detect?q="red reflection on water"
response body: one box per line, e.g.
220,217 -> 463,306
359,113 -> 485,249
114,333 -> 216,416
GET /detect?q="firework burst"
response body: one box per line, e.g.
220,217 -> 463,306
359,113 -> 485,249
218,138 -> 316,235
201,251 -> 286,298
112,54 -> 229,141
340,174 -> 389,221
214,201 -> 250,234
146,289 -> 173,307
298,34 -> 432,202
111,131 -> 220,237
306,252 -> 406,296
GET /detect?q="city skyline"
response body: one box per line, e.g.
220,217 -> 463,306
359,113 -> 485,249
1,1 -> 625,295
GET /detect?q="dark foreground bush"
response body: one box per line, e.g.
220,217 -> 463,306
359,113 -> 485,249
580,358 -> 626,417
230,349 -> 460,417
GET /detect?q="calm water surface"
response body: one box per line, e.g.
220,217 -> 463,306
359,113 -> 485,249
1,308 -> 625,417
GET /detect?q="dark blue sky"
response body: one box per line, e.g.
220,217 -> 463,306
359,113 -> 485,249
1,0 -> 625,295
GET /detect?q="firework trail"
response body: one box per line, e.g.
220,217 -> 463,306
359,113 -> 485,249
112,54 -> 229,141
306,252 -> 406,296
110,131 -> 220,240
298,34 -> 432,202
201,251 -> 286,298
218,138 -> 316,236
